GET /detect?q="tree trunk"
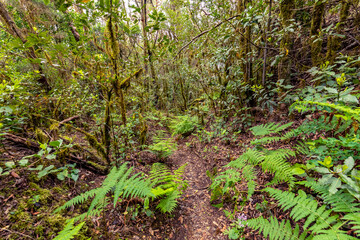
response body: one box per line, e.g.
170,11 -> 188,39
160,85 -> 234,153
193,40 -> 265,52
278,0 -> 294,85
310,1 -> 327,66
326,0 -> 350,63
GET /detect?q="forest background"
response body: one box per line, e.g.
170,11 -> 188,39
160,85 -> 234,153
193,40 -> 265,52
0,0 -> 360,239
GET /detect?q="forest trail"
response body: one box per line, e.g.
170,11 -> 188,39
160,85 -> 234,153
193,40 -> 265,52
167,142 -> 229,240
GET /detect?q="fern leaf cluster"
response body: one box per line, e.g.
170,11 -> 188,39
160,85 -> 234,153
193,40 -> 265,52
211,148 -> 296,201
250,122 -> 294,136
55,163 -> 154,217
262,188 -> 358,240
148,136 -> 177,159
53,219 -> 85,240
246,216 -> 308,240
169,115 -> 198,136
291,101 -> 360,134
250,122 -> 298,145
149,163 -> 188,213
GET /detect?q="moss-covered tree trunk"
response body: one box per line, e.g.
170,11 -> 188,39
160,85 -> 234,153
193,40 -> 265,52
310,0 -> 327,66
278,0 -> 294,85
326,0 -> 350,63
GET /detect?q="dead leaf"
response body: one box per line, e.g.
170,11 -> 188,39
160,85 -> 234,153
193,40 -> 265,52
10,171 -> 20,179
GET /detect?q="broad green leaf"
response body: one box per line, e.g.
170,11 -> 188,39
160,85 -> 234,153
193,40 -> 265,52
38,165 -> 55,178
18,159 -> 29,167
5,161 -> 15,169
46,154 -> 57,160
344,157 -> 355,173
329,178 -> 341,194
292,167 -> 305,175
340,94 -> 359,104
49,139 -> 63,148
29,165 -> 44,171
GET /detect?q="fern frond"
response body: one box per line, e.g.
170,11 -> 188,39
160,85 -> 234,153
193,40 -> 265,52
250,122 -> 294,136
228,148 -> 264,167
54,188 -> 98,213
291,101 -> 360,122
294,141 -> 311,155
55,163 -> 153,219
88,166 -> 123,213
266,188 -> 349,238
53,219 -> 85,240
262,149 -> 295,187
246,216 -> 309,240
297,181 -> 360,213
149,163 -> 187,213
251,136 -> 284,145
156,190 -> 181,213
343,213 -> 360,236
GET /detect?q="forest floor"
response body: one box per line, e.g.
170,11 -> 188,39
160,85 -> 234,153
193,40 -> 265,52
0,112 -> 294,239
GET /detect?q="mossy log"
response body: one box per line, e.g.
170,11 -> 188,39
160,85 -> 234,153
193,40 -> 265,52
32,114 -> 110,165
3,133 -> 108,175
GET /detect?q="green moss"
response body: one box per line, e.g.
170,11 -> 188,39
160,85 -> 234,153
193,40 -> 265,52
326,1 -> 350,63
35,128 -> 49,144
12,211 -> 31,230
310,1 -> 326,65
35,225 -> 44,235
28,182 -> 52,203
45,213 -> 67,233
52,186 -> 64,194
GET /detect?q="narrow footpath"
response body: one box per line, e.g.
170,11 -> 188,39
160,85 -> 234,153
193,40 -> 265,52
167,142 -> 229,240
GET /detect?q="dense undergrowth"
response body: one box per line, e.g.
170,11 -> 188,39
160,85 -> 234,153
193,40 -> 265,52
1,0 -> 360,239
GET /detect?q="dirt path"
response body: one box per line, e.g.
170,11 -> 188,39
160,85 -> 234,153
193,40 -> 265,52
167,143 -> 229,240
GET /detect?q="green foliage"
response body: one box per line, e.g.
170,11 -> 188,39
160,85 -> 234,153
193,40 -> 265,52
250,122 -> 298,145
250,122 -> 294,136
54,163 -> 154,219
259,188 -> 359,240
246,216 -> 308,240
148,136 -> 177,159
53,219 -> 85,240
210,148 -> 296,202
149,163 -> 188,213
292,101 -> 360,122
169,115 -> 198,137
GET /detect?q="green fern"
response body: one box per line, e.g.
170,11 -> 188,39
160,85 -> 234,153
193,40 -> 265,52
343,213 -> 360,236
291,101 -> 360,122
169,115 -> 198,136
148,137 -> 177,159
297,180 -> 360,237
297,180 -> 360,213
250,122 -> 294,136
294,141 -> 311,155
246,216 -> 309,240
265,188 -> 356,239
262,149 -> 296,187
149,163 -> 187,213
211,148 -> 296,201
156,190 -> 181,213
211,149 -> 261,199
250,122 -> 298,145
54,163 -> 154,218
53,219 -> 85,240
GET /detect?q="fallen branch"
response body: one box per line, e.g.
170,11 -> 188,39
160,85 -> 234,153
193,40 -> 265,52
59,115 -> 80,126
